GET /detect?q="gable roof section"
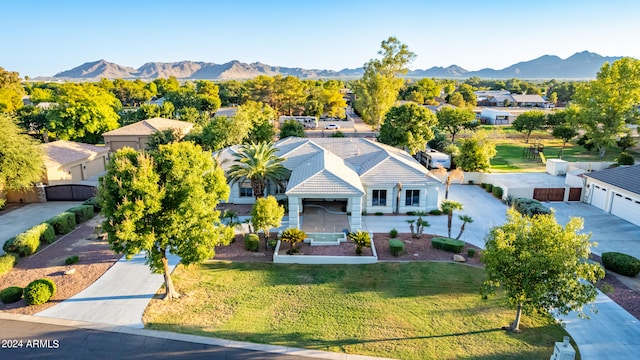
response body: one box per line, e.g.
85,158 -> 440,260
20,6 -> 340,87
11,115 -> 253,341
585,165 -> 640,195
40,140 -> 107,168
511,94 -> 545,103
102,117 -> 194,136
286,150 -> 364,196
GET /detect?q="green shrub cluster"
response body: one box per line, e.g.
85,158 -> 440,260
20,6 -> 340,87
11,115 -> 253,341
389,239 -> 405,256
512,198 -> 551,216
406,211 -> 416,216
602,252 -> 640,277
83,196 -> 102,213
67,205 -> 94,224
13,230 -> 41,256
467,248 -> 476,258
485,184 -> 494,192
431,237 -> 465,253
65,255 -> 79,265
492,186 -> 503,198
2,237 -> 16,253
389,228 -> 398,238
617,152 -> 635,166
244,234 -> 260,252
0,286 -> 23,304
24,278 -> 56,305
429,209 -> 442,215
375,212 -> 384,216
47,212 -> 77,235
0,254 -> 18,276
480,183 -> 486,189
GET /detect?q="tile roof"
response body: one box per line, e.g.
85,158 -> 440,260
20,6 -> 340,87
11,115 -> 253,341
102,117 -> 194,136
40,140 -> 107,168
511,94 -> 545,103
584,165 -> 640,195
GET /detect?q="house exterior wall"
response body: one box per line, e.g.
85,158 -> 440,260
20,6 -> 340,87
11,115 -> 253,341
44,152 -> 108,185
104,135 -> 144,152
584,178 -> 638,212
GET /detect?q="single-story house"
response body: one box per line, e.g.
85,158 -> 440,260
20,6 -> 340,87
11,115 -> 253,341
583,165 -> 640,226
510,94 -> 546,107
216,137 -> 443,231
102,117 -> 194,152
40,140 -> 109,185
480,108 -> 516,125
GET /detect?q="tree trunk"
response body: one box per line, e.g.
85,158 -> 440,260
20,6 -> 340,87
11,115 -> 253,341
161,252 -> 180,300
445,179 -> 451,199
455,221 -> 467,240
506,303 -> 522,332
447,213 -> 453,238
598,146 -> 607,158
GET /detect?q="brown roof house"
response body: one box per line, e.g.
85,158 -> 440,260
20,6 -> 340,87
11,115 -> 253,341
102,117 -> 194,152
40,140 -> 109,185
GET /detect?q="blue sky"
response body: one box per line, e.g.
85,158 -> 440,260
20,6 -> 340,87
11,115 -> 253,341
2,0 -> 639,77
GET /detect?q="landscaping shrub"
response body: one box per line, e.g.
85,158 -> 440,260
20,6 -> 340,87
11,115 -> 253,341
0,198 -> 5,211
480,183 -> 486,189
492,186 -> 503,198
468,248 -> 476,258
375,212 -> 384,216
2,237 -> 17,253
47,212 -> 77,234
266,239 -> 277,251
431,237 -> 465,254
13,230 -> 41,256
617,152 -> 635,165
66,255 -> 80,265
0,254 -> 17,276
429,209 -> 442,215
348,230 -> 371,255
389,239 -> 405,256
485,184 -> 493,192
37,278 -> 57,295
0,286 -> 23,304
389,228 -> 398,238
406,211 -> 416,216
37,223 -> 56,244
602,252 -> 640,277
244,234 -> 260,252
83,196 -> 102,213
23,281 -> 53,305
67,205 -> 95,224
512,197 -> 551,216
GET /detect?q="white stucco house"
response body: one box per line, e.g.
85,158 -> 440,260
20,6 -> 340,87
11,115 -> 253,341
216,137 -> 442,231
584,165 -> 640,226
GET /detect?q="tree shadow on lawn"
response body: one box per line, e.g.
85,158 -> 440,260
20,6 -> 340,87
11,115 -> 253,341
199,261 -> 485,298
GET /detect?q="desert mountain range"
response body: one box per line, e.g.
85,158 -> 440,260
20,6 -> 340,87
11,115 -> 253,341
51,51 -> 622,80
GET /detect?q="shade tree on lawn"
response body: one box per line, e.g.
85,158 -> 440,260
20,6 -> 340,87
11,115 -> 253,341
98,142 -> 233,300
251,195 -> 285,242
482,209 -> 604,332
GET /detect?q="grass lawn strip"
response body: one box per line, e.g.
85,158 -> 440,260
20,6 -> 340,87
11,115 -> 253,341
144,261 -> 572,359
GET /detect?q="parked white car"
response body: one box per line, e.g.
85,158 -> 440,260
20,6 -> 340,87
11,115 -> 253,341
324,124 -> 340,130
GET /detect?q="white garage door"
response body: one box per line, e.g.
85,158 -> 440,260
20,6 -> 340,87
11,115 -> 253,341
590,184 -> 607,210
611,193 -> 640,226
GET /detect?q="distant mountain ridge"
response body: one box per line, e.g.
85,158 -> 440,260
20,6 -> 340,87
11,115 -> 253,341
52,51 -> 624,80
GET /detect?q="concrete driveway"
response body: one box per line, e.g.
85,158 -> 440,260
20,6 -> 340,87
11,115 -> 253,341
0,201 -> 83,255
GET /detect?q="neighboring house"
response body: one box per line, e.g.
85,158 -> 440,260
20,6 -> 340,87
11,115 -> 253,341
40,140 -> 109,185
216,137 -> 442,231
583,165 -> 640,226
102,117 -> 194,152
510,94 -> 546,107
144,97 -> 166,106
214,107 -> 238,117
475,90 -> 511,105
480,108 -> 516,125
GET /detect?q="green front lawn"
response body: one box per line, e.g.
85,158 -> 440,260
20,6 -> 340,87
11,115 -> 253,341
144,261 -> 573,359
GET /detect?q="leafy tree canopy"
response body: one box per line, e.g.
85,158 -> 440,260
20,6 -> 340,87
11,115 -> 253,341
0,67 -> 25,113
456,130 -> 497,172
280,119 -> 306,139
511,110 -> 547,143
378,103 -> 437,155
436,107 -> 477,142
0,114 -> 44,191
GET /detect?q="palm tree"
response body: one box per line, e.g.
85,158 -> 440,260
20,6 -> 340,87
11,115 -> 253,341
228,142 -> 289,198
455,214 -> 474,240
431,165 -> 464,199
441,200 -> 463,238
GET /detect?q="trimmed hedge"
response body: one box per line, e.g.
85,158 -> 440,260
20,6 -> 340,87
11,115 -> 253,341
2,237 -> 17,253
36,278 -> 57,296
389,228 -> 398,238
67,205 -> 94,224
66,255 -> 79,265
0,254 -> 18,276
431,237 -> 465,254
512,197 -> 551,216
244,234 -> 260,252
0,286 -> 23,304
602,252 -> 640,277
83,196 -> 102,213
389,239 -> 405,256
24,281 -> 53,305
13,231 -> 40,257
492,186 -> 503,198
47,212 -> 77,235
485,184 -> 494,192
429,209 -> 442,215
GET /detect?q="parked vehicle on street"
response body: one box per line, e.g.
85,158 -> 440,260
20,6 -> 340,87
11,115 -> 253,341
324,124 -> 340,130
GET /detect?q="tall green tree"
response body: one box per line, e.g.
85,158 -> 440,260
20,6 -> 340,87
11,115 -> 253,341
573,58 -> 640,157
228,142 -> 289,199
456,131 -> 497,172
511,110 -> 547,143
0,67 -> 25,113
378,103 -> 436,154
436,107 -> 477,142
98,142 -> 232,300
251,195 -> 285,241
482,209 -> 604,332
0,114 -> 44,191
236,100 -> 277,143
279,119 -> 306,139
353,37 -> 415,130
46,83 -> 121,143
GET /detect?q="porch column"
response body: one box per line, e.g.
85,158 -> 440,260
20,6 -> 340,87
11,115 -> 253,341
288,196 -> 300,229
350,196 -> 362,231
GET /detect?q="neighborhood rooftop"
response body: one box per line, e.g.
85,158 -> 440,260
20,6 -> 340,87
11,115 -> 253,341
584,165 -> 640,195
101,117 -> 194,136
